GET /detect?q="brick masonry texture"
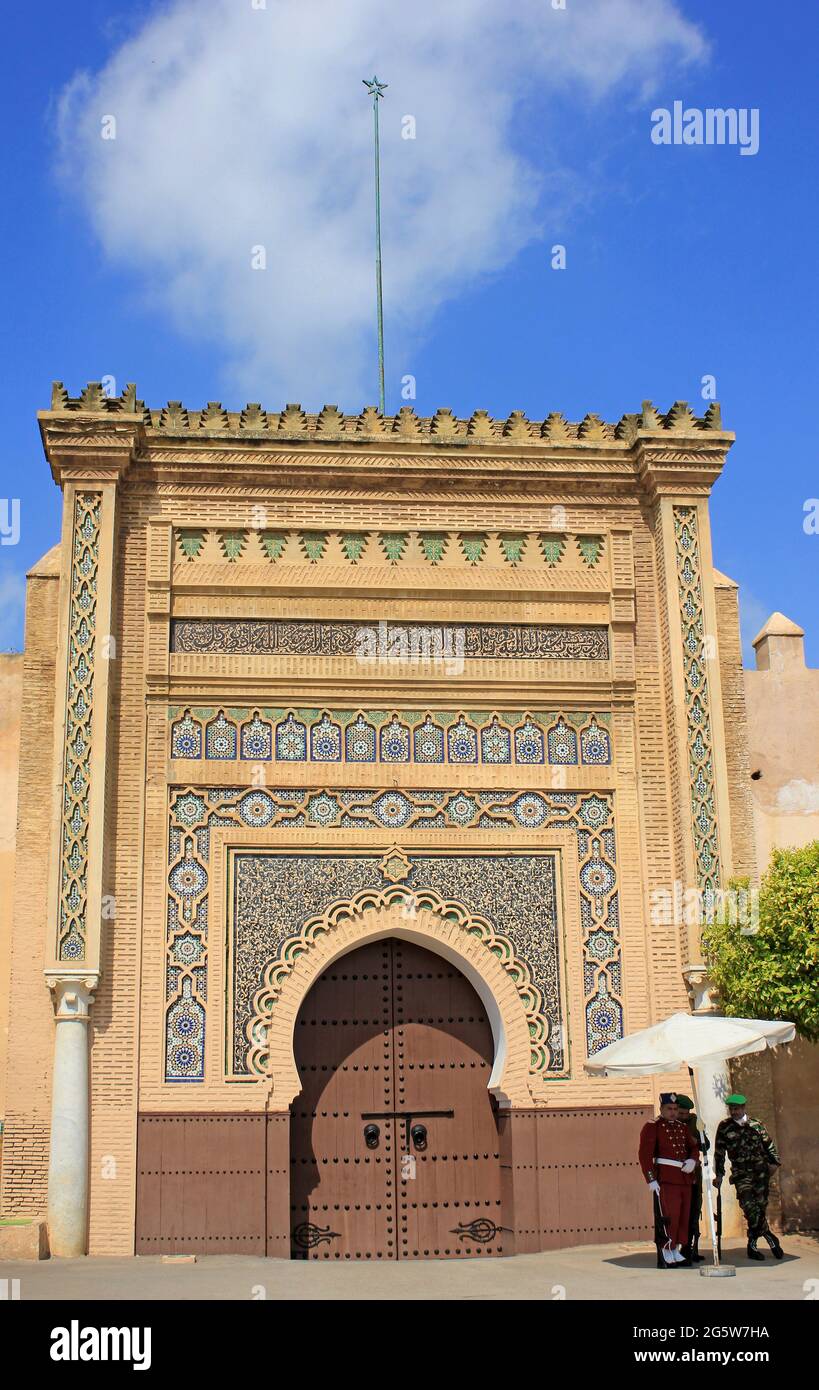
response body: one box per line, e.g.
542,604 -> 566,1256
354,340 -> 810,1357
0,565 -> 60,1216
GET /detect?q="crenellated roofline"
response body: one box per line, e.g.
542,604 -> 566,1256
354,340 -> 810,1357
43,381 -> 729,445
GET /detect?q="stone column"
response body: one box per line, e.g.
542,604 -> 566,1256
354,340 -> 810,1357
38,385 -> 141,1255
638,423 -> 744,1242
45,974 -> 97,1257
637,419 -> 735,973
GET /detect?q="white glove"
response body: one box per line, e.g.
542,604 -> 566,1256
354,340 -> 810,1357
681,1159 -> 696,1174
648,1180 -> 661,1195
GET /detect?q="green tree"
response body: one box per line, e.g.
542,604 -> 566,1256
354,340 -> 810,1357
702,842 -> 819,1041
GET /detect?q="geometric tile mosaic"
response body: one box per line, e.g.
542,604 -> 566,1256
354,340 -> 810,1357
165,785 -> 623,1082
169,708 -> 612,768
57,491 -> 101,961
673,506 -> 722,917
231,851 -> 563,1076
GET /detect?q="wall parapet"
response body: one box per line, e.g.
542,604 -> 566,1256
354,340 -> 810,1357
45,382 -> 728,445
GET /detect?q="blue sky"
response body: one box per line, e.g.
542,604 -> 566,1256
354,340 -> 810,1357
1,0 -> 817,661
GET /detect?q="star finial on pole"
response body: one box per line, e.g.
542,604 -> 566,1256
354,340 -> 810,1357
363,76 -> 388,414
363,75 -> 388,100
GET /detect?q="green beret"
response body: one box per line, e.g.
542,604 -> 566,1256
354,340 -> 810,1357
726,1093 -> 746,1106
675,1095 -> 694,1110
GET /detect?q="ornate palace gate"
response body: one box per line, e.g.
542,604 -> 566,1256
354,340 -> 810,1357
290,938 -> 503,1259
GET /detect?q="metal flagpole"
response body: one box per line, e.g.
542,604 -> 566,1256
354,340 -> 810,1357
689,1067 -> 735,1278
363,75 -> 387,415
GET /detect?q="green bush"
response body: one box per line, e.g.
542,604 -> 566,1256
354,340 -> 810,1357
702,842 -> 819,1041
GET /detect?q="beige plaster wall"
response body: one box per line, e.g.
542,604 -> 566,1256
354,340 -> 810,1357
713,574 -> 757,880
745,623 -> 819,863
734,615 -> 819,1231
0,653 -> 23,1122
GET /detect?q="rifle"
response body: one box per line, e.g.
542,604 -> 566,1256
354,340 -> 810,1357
716,1182 -> 723,1260
653,1187 -> 673,1259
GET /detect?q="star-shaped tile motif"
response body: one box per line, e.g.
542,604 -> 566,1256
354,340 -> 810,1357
380,845 -> 410,883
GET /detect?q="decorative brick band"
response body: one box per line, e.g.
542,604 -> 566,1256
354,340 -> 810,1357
174,527 -> 605,569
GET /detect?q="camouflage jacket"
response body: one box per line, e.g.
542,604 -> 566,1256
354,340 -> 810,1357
714,1117 -> 779,1180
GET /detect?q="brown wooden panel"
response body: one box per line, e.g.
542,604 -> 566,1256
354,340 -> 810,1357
135,1113 -> 267,1254
266,1111 -> 290,1257
499,1110 -> 536,1254
290,939 -> 396,1259
504,1105 -> 654,1252
137,1008 -> 652,1259
134,1113 -> 164,1248
392,940 -> 503,1259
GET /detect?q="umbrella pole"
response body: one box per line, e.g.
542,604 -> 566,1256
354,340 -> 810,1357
690,1068 -> 735,1278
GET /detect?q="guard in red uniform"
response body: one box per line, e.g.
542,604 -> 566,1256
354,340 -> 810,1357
639,1092 -> 699,1267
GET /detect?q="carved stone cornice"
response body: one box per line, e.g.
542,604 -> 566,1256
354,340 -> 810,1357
45,970 -> 99,1021
39,415 -> 142,487
39,383 -> 734,499
634,437 -> 734,502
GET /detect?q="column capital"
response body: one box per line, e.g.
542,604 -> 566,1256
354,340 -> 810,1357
634,435 -> 734,503
682,963 -> 721,1016
38,382 -> 143,487
45,970 -> 99,1020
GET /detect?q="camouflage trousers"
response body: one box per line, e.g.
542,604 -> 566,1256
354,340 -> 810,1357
733,1167 -> 772,1236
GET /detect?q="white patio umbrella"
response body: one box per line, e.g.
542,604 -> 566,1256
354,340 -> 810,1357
585,1012 -> 796,1277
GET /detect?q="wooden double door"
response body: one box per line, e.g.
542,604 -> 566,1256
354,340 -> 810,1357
290,937 -> 503,1259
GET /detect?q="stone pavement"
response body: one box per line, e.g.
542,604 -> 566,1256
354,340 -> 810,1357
1,1236 -> 817,1300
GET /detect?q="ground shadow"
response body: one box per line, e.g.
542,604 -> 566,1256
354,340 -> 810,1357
604,1247 -> 801,1271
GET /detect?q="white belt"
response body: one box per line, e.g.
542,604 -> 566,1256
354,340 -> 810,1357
657,1158 -> 684,1168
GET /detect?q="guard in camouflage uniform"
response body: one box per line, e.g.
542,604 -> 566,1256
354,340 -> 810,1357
713,1092 -> 783,1261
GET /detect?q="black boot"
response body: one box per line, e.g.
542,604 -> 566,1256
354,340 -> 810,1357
746,1234 -> 765,1261
762,1229 -> 784,1260
688,1234 -> 705,1263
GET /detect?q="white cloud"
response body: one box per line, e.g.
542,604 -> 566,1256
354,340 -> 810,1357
56,0 -> 707,407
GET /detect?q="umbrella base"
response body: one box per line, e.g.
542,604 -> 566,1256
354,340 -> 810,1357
699,1265 -> 736,1277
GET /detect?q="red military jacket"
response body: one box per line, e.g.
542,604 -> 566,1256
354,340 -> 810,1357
639,1117 -> 699,1186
